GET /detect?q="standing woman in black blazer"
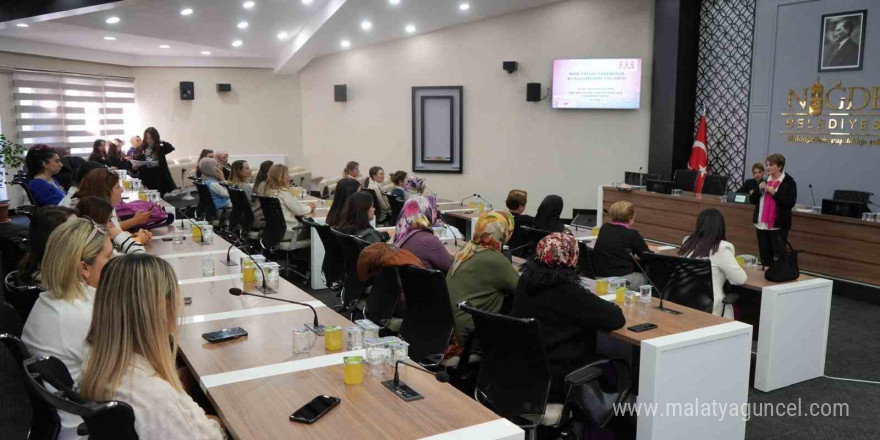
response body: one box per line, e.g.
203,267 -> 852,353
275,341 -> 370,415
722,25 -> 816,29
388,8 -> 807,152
133,127 -> 177,197
749,153 -> 797,266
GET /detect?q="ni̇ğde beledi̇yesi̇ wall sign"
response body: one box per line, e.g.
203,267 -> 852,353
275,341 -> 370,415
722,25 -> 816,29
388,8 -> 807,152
782,79 -> 880,146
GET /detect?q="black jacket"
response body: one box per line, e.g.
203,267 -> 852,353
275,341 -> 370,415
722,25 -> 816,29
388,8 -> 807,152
737,178 -> 759,195
508,213 -> 534,255
749,173 -> 797,230
134,141 -> 176,194
592,223 -> 651,277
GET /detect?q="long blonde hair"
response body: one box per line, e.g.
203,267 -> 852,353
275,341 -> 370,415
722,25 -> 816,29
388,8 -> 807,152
263,164 -> 290,194
41,218 -> 108,302
80,254 -> 183,401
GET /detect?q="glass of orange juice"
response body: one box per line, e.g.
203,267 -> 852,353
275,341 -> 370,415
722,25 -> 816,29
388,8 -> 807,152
468,202 -> 477,209
592,226 -> 600,236
191,223 -> 202,241
596,278 -> 609,294
324,326 -> 343,351
343,356 -> 364,385
614,281 -> 626,304
736,256 -> 745,269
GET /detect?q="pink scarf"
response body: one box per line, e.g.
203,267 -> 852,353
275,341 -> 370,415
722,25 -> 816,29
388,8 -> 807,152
760,179 -> 782,228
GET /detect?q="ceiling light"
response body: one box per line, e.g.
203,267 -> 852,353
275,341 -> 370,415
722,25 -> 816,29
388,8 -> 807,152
277,31 -> 289,40
16,23 -> 29,28
405,24 -> 416,34
201,51 -> 212,55
232,40 -> 243,47
361,20 -> 372,31
340,40 -> 351,48
237,21 -> 249,29
302,0 -> 313,4
459,3 -> 470,11
103,36 -> 116,40
389,0 -> 401,4
106,16 -> 120,24
159,44 -> 171,49
180,8 -> 193,16
243,1 -> 255,9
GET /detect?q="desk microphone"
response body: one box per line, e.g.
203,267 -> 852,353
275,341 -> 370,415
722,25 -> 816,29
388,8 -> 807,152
229,288 -> 324,335
383,360 -> 449,401
460,193 -> 478,207
638,166 -> 644,187
809,184 -> 817,207
238,243 -> 274,294
441,223 -> 459,247
175,205 -> 203,244
631,252 -> 682,316
475,193 -> 494,211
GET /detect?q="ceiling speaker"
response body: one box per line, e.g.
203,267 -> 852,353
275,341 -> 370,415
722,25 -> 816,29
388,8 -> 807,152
180,81 -> 194,100
526,82 -> 541,102
217,83 -> 232,92
503,61 -> 518,73
334,84 -> 347,102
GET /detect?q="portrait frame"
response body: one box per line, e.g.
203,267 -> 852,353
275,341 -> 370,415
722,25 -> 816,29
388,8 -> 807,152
818,10 -> 866,72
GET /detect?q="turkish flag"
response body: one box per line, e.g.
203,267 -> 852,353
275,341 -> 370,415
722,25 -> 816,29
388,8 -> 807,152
688,115 -> 709,193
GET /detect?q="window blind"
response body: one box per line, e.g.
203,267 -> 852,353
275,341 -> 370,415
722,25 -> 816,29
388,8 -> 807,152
13,71 -> 136,155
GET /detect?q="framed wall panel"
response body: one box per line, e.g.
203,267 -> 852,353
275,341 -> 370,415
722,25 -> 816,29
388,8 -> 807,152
412,86 -> 462,173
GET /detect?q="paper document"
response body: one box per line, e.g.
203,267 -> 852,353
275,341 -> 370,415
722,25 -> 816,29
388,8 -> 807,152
130,159 -> 159,167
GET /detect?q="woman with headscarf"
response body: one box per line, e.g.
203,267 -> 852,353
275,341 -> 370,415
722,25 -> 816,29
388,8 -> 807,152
394,196 -> 453,272
512,233 -> 625,400
403,175 -> 432,200
533,194 -> 566,233
446,210 -> 519,342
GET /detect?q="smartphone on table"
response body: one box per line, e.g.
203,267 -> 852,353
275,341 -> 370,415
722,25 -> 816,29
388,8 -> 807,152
201,327 -> 247,343
290,395 -> 341,424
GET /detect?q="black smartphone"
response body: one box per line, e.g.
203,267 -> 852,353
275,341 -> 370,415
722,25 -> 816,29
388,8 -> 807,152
628,323 -> 658,333
290,395 -> 340,424
162,237 -> 174,241
201,327 -> 247,343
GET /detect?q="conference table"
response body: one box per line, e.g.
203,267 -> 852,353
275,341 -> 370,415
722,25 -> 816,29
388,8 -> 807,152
597,185 -> 834,393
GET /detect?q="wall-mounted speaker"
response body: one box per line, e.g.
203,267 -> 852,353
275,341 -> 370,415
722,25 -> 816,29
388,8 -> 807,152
503,61 -> 518,73
334,84 -> 347,102
180,81 -> 194,100
217,83 -> 232,92
526,82 -> 541,102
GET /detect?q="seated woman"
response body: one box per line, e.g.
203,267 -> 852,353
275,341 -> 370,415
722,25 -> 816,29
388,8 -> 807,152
393,196 -> 453,272
76,196 -> 146,254
506,189 -> 534,253
325,177 -> 363,227
337,192 -> 389,243
74,168 -> 152,247
216,152 -> 232,180
194,148 -> 214,179
106,139 -> 131,171
21,218 -> 113,440
25,145 -> 66,206
251,160 -> 273,228
17,206 -> 76,285
390,171 -> 408,200
198,158 -> 231,209
446,211 -> 519,343
512,233 -> 625,400
88,139 -> 109,166
228,160 -> 253,200
678,209 -> 746,317
366,166 -> 391,224
342,161 -> 360,179
533,194 -> 566,233
263,164 -> 315,240
737,162 -> 764,197
80,254 -> 225,440
592,201 -> 651,287
403,175 -> 432,200
59,160 -> 106,208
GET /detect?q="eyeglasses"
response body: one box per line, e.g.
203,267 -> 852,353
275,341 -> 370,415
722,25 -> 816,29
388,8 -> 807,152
81,217 -> 107,244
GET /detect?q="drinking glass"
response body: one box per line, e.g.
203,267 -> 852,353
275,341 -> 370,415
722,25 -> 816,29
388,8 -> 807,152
614,280 -> 626,304
292,327 -> 315,354
592,227 -> 600,236
262,262 -> 280,290
242,260 -> 256,282
201,225 -> 214,245
324,326 -> 343,351
624,288 -> 636,307
346,325 -> 364,350
201,254 -> 214,276
122,178 -> 132,190
365,338 -> 388,377
343,356 -> 365,385
595,278 -> 609,295
735,256 -> 745,269
355,319 -> 381,341
671,189 -> 684,197
863,213 -> 873,222
638,285 -> 653,316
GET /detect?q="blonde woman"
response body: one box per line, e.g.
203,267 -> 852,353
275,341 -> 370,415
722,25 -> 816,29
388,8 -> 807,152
228,160 -> 253,201
21,218 -> 113,440
263,164 -> 315,240
81,254 -> 225,440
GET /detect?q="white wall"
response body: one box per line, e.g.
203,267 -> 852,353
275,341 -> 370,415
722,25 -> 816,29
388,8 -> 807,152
299,0 -> 654,214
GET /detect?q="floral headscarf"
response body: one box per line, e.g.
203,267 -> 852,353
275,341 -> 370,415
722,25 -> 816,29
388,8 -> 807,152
404,175 -> 425,194
393,196 -> 439,246
449,210 -> 514,277
535,233 -> 579,268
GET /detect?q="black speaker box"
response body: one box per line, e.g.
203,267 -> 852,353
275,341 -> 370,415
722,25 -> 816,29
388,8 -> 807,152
334,84 -> 347,102
526,82 -> 541,102
503,61 -> 518,73
217,83 -> 232,92
180,81 -> 194,100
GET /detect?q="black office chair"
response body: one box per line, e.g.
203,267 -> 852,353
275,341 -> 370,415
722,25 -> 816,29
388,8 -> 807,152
519,226 -> 553,260
832,189 -> 873,203
23,356 -> 139,440
12,174 -> 38,207
193,182 -> 229,229
702,174 -> 729,196
4,271 -> 45,323
364,266 -> 402,332
256,196 -> 310,282
387,194 -> 405,225
577,242 -> 595,279
226,186 -> 258,242
0,300 -> 23,338
624,172 -> 661,186
331,228 -> 372,315
673,169 -> 699,192
644,253 -> 715,314
397,265 -> 455,369
302,217 -> 343,292
0,334 -> 59,440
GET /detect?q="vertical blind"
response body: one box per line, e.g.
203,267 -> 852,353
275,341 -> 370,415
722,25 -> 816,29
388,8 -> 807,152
13,70 -> 136,155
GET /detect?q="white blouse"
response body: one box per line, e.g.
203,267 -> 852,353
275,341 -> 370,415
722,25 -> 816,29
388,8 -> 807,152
682,241 -> 747,317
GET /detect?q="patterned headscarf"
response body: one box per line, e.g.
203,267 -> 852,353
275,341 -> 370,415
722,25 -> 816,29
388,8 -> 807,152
393,196 -> 438,246
404,175 -> 425,194
449,210 -> 514,277
535,233 -> 579,268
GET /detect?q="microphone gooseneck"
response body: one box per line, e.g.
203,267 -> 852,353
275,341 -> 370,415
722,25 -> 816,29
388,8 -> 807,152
392,360 -> 450,385
176,205 -> 203,243
809,184 -> 817,207
630,251 -> 681,315
228,288 -> 320,328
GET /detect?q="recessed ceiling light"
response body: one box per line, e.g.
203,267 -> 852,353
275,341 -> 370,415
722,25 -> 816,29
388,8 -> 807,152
106,16 -> 120,24
180,8 -> 193,16
243,1 -> 255,9
459,3 -> 470,11
389,0 -> 401,4
103,36 -> 116,40
277,31 -> 289,40
405,24 -> 416,34
340,40 -> 351,48
302,0 -> 313,4
16,23 -> 29,28
237,21 -> 249,29
159,44 -> 171,49
232,40 -> 243,47
201,51 -> 212,55
361,20 -> 372,31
